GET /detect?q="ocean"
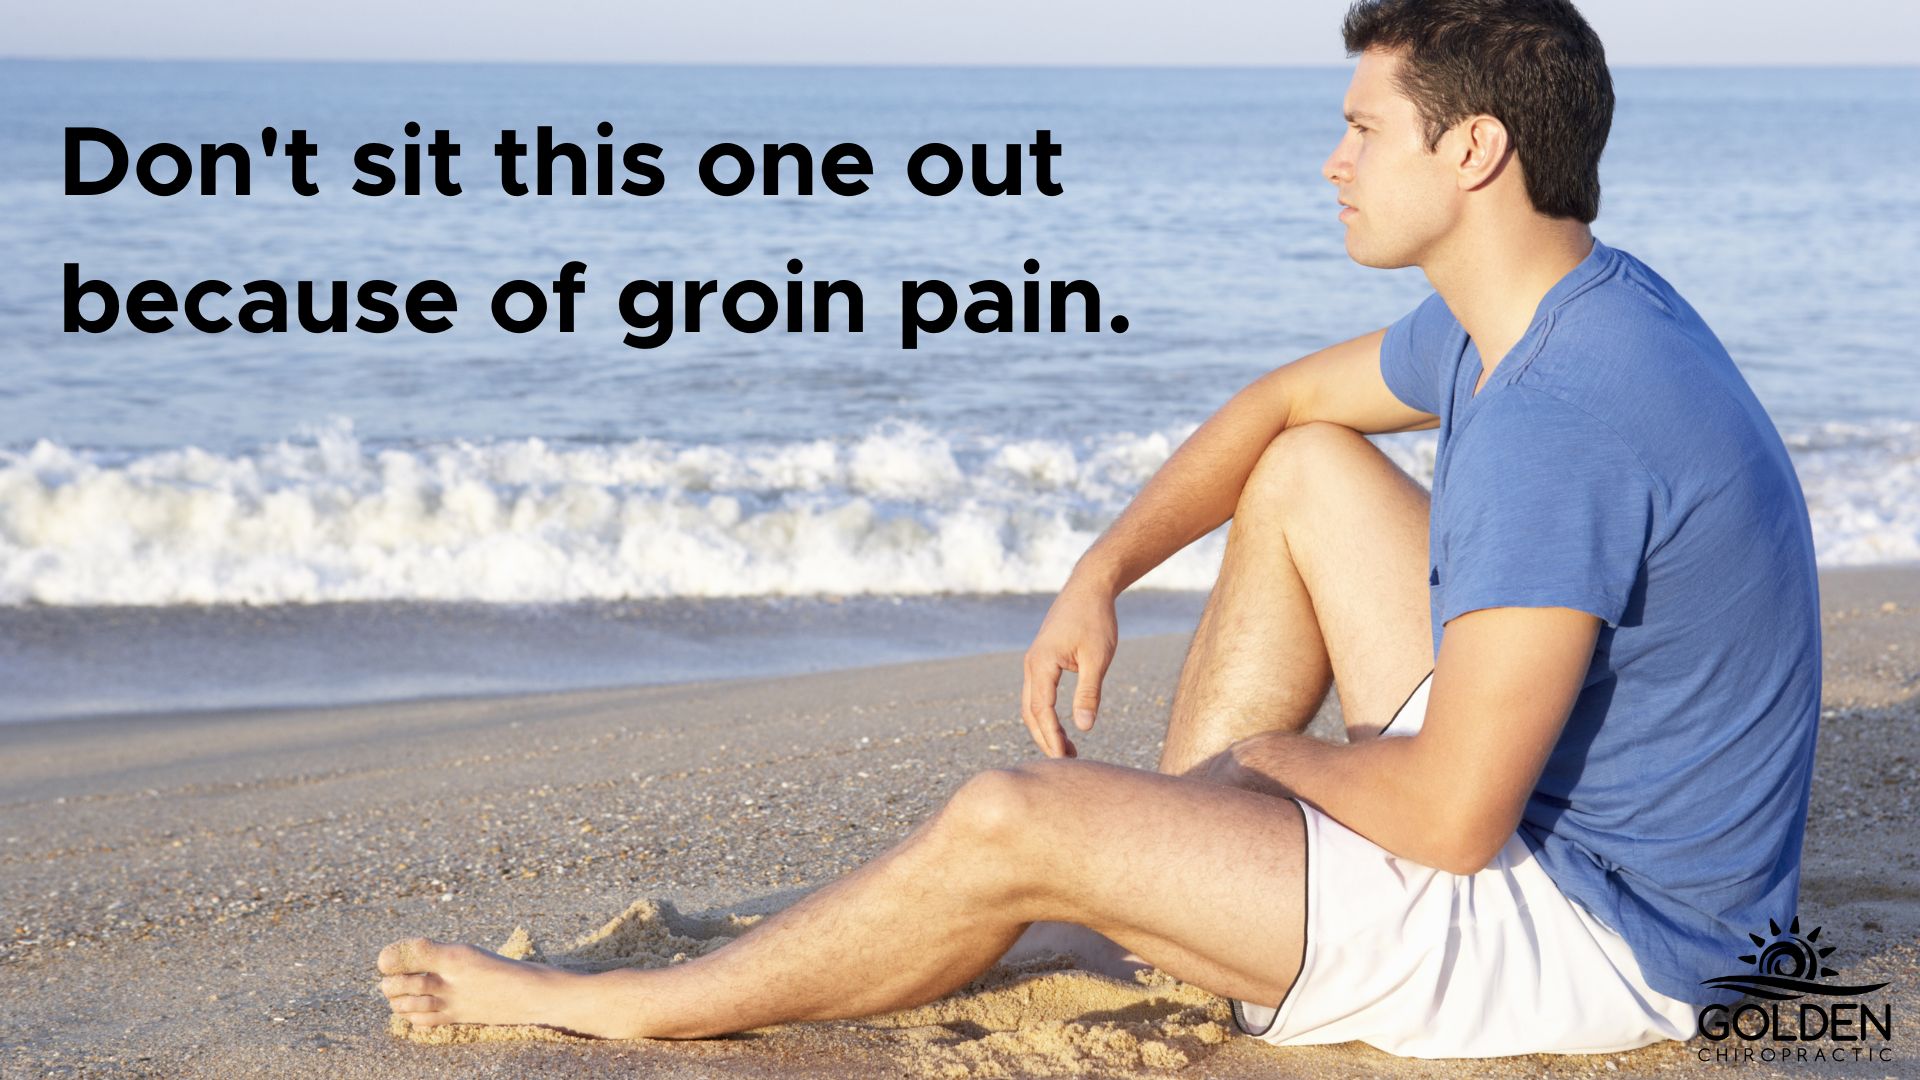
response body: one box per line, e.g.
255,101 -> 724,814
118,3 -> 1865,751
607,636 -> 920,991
2,60 -> 1915,721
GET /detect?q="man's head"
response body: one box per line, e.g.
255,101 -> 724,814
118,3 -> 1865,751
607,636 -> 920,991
1323,0 -> 1613,268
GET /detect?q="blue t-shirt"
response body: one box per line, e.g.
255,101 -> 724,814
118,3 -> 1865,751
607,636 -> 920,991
1378,236 -> 1822,1008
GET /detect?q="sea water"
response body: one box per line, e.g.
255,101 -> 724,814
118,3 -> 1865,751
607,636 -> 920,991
1,61 -> 1913,720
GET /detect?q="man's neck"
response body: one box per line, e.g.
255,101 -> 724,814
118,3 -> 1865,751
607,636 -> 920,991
1421,219 -> 1596,382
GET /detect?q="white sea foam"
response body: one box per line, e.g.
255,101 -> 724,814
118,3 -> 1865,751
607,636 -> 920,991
1,417 -> 1913,606
0,419 -> 1210,605
1782,418 -> 1920,566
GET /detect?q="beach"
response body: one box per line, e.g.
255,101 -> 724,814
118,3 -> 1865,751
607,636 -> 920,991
3,562 -> 1914,1079
2,40 -> 1917,1080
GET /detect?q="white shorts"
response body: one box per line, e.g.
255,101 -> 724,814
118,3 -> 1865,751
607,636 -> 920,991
1228,669 -> 1702,1058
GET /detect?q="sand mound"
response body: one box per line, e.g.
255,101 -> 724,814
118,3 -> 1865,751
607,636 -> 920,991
390,898 -> 1236,1075
861,958 -> 1234,1077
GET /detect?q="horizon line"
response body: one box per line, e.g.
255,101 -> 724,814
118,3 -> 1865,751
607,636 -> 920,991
3,54 -> 1914,70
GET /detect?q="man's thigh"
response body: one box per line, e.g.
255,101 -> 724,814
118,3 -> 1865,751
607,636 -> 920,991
978,758 -> 1307,1008
1259,422 -> 1434,738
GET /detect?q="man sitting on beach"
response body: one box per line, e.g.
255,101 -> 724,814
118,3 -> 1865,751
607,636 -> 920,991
378,0 -> 1821,1057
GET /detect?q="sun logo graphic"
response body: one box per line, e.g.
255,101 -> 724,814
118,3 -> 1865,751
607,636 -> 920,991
1702,916 -> 1889,1000
1697,915 -> 1896,1056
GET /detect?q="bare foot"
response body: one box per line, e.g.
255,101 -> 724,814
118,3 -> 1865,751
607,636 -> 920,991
377,937 -> 649,1038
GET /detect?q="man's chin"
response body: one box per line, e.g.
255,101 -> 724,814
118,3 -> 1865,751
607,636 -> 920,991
1342,235 -> 1415,271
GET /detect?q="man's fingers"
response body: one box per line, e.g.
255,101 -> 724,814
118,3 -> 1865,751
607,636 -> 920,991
1023,655 -> 1063,756
1027,654 -> 1082,758
1071,649 -> 1111,732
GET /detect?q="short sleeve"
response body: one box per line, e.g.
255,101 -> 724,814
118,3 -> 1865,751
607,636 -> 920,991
1379,291 -> 1461,415
1439,390 -> 1660,629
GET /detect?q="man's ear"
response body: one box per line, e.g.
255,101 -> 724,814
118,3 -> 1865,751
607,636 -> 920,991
1452,115 -> 1514,193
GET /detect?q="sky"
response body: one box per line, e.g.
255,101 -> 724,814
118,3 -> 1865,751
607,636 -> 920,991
7,0 -> 1917,66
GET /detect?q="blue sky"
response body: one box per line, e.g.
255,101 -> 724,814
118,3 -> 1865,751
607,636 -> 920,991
8,0 -> 1916,65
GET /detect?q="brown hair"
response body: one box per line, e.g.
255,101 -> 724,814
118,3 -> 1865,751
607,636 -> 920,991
1342,0 -> 1614,223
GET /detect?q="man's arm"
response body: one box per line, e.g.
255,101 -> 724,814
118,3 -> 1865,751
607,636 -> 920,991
1020,327 -> 1439,757
1068,327 -> 1435,598
1215,604 -> 1600,874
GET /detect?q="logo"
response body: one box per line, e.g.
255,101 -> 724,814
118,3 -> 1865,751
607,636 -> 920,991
1703,916 -> 1888,1000
1696,916 -> 1895,1067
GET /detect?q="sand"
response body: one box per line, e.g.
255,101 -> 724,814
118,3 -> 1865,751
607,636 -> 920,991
3,564 -> 1916,1079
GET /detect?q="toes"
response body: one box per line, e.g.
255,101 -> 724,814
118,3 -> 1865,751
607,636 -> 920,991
389,994 -> 442,1014
405,1011 -> 450,1029
379,973 -> 441,999
378,937 -> 437,975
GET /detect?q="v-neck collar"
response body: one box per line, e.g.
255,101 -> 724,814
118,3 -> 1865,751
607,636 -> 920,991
1455,236 -> 1613,412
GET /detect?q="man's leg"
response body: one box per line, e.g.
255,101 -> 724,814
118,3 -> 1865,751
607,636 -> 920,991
380,759 -> 1307,1040
1003,423 -> 1434,970
1160,421 -> 1433,776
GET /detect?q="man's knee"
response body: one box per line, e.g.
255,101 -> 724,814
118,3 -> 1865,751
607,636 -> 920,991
942,764 -> 1057,842
1239,420 -> 1365,515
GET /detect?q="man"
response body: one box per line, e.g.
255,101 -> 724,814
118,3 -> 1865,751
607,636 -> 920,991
379,0 -> 1821,1058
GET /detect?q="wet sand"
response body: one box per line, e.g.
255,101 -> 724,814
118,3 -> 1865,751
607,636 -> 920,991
3,565 -> 1916,1078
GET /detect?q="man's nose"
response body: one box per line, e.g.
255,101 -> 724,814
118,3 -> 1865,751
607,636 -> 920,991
1322,139 -> 1350,186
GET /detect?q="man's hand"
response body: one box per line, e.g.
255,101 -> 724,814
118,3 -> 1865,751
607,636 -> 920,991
1205,605 -> 1598,874
1020,578 -> 1118,758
